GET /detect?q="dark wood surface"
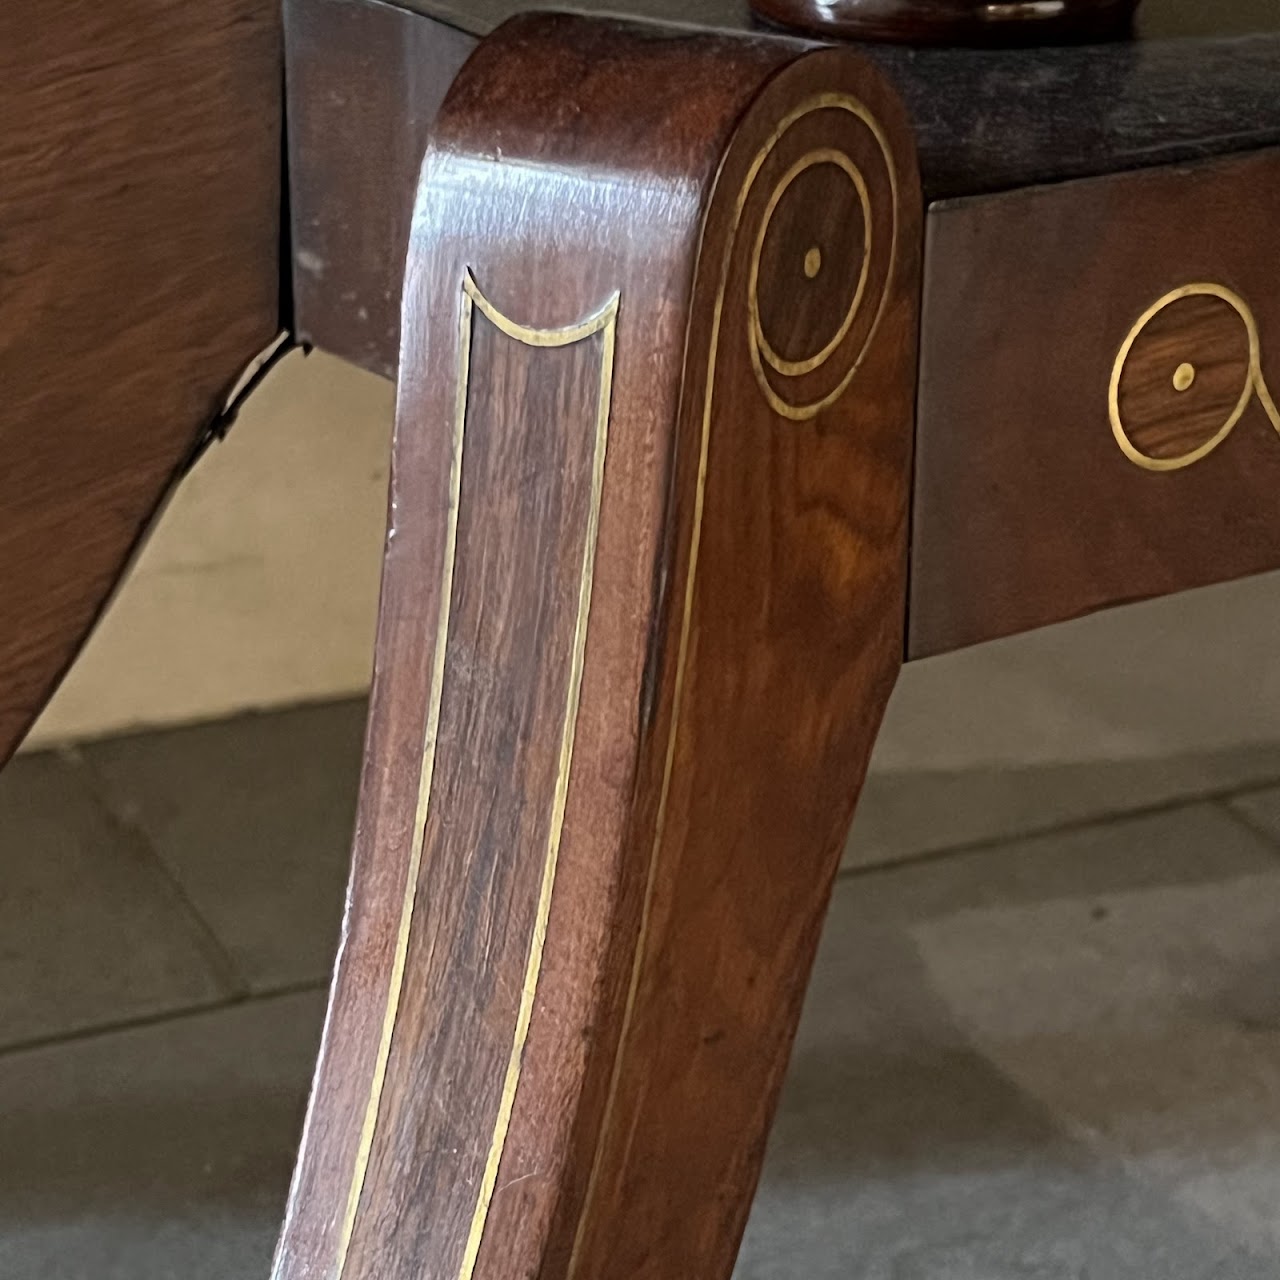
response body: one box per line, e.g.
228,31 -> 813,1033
285,0 -> 472,378
398,0 -> 1280,198
909,146 -> 1280,657
275,14 -> 920,1279
0,0 -> 282,762
287,0 -> 1280,376
400,0 -> 1280,38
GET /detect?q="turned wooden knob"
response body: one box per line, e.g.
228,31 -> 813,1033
751,0 -> 1142,43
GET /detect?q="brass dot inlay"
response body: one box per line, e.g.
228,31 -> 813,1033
803,246 -> 822,279
1173,362 -> 1196,392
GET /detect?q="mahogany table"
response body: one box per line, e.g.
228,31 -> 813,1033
4,2 -> 1280,1277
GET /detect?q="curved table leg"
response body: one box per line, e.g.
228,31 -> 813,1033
0,0 -> 283,762
275,15 -> 921,1280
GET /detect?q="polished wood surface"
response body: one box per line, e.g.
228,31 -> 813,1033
909,146 -> 1280,657
751,0 -> 1141,43
275,14 -> 920,1279
285,0 -> 472,376
288,0 -> 1280,379
0,0 -> 282,760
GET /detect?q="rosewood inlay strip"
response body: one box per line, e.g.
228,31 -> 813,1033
457,274 -> 617,1280
336,272 -> 619,1280
332,279 -> 472,1280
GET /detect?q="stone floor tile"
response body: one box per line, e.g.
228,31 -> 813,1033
0,990 -> 324,1280
738,806 -> 1280,1278
82,701 -> 366,992
0,753 -> 232,1050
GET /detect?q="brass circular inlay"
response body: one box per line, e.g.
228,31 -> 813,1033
1109,282 -> 1276,471
751,150 -> 871,379
741,94 -> 900,422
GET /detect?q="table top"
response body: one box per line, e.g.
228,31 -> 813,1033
398,0 -> 1280,199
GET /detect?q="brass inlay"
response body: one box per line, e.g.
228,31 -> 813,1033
751,149 -> 872,382
567,90 -> 896,1276
744,104 -> 898,421
332,279 -> 472,1280
335,270 -> 618,1280
1110,282 -> 1280,472
804,246 -> 823,279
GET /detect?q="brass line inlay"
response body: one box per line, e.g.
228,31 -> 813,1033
332,279 -> 473,1280
335,270 -> 619,1280
566,89 -> 896,1277
1110,282 -> 1280,472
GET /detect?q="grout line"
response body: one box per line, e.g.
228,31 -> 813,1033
836,769 -> 1280,884
0,978 -> 329,1063
1210,794 -> 1280,861
59,744 -> 253,1000
1213,772 -> 1280,806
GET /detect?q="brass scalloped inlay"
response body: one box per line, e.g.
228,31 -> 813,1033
335,270 -> 618,1280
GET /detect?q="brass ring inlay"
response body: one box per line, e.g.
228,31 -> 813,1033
1109,282 -> 1279,472
749,148 -> 872,379
744,95 -> 899,422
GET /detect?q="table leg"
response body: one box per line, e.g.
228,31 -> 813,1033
274,16 -> 921,1279
0,0 -> 282,762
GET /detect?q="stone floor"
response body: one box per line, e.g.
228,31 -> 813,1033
3,699 -> 1280,1278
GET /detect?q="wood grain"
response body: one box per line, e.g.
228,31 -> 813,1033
0,0 -> 282,759
274,14 -> 920,1280
909,146 -> 1280,657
